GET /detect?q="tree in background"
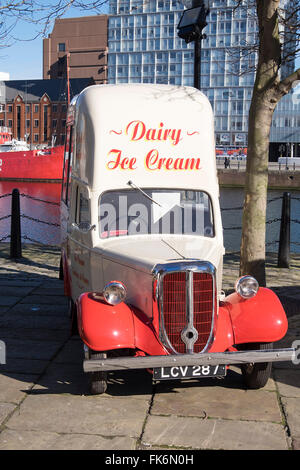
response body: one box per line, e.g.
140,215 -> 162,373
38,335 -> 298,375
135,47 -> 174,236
237,0 -> 299,285
0,1 -> 107,45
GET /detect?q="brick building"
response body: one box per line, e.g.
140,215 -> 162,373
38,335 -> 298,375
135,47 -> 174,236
0,78 -> 93,147
43,15 -> 108,84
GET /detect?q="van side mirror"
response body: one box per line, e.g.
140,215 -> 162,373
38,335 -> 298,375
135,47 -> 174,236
72,222 -> 96,233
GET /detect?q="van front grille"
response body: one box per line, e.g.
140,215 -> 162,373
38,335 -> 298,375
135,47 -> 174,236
161,267 -> 215,354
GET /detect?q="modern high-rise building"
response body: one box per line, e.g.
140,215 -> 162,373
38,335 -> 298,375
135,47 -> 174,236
107,0 -> 300,155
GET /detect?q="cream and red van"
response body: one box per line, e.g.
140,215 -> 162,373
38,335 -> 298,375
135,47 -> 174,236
60,84 -> 294,394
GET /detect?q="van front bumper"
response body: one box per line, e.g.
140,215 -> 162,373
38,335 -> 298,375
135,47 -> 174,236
83,348 -> 295,373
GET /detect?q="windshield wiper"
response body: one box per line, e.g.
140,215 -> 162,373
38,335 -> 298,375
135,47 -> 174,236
127,180 -> 162,207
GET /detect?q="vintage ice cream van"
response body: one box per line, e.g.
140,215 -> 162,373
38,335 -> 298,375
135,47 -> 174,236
60,84 -> 294,394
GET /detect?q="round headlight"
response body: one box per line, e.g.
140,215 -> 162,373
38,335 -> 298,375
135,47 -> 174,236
103,281 -> 126,305
235,275 -> 259,299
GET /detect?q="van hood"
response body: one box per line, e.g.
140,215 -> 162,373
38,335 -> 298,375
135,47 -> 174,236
100,236 -> 224,274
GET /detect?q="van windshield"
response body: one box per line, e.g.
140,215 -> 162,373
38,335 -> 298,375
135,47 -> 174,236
98,189 -> 214,239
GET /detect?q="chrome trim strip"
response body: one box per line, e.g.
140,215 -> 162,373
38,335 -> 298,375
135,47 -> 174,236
83,348 -> 296,372
152,260 -> 216,355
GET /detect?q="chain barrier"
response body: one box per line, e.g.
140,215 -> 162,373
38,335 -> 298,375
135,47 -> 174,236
21,235 -> 51,245
0,190 -> 299,250
20,193 -> 60,206
20,213 -> 60,227
0,215 -> 11,222
0,190 -> 61,248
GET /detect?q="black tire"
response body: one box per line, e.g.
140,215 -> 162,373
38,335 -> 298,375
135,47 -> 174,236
69,298 -> 79,336
89,350 -> 108,395
241,342 -> 273,389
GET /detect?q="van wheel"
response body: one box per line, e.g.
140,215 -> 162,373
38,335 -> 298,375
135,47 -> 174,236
89,350 -> 108,395
241,342 -> 273,389
69,298 -> 79,336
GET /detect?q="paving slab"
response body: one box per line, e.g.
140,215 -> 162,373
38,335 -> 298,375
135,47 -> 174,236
6,393 -> 150,438
8,303 -> 69,316
0,286 -> 36,297
0,245 -> 299,450
153,380 -> 281,423
0,428 -> 136,450
0,313 -> 70,330
0,296 -> 22,307
293,438 -> 300,450
20,295 -> 67,305
0,358 -> 49,375
0,403 -> 16,426
2,338 -> 63,361
30,287 -> 65,296
273,369 -> 300,398
142,415 -> 289,450
282,397 -> 300,439
0,327 -> 70,342
0,373 -> 36,404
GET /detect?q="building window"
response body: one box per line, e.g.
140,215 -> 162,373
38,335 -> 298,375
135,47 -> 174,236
26,105 -> 30,114
34,105 -> 39,113
34,134 -> 39,142
26,120 -> 30,128
8,119 -> 12,127
52,104 -> 58,113
34,119 -> 39,128
8,105 -> 12,113
58,43 -> 66,52
52,119 -> 57,128
0,120 -> 4,127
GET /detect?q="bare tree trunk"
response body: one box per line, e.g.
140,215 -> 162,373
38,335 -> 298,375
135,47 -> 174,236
240,0 -> 281,286
240,92 -> 276,286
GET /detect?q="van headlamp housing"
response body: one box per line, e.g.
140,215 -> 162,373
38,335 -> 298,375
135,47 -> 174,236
103,281 -> 127,305
235,276 -> 259,299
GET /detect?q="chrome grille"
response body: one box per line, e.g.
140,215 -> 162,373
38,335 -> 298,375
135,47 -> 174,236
154,261 -> 216,354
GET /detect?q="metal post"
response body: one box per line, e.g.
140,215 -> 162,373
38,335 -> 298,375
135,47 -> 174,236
194,36 -> 201,89
10,188 -> 22,259
277,192 -> 290,268
192,0 -> 202,90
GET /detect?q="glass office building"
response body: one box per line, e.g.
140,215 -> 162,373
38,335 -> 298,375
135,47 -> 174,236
108,0 -> 300,154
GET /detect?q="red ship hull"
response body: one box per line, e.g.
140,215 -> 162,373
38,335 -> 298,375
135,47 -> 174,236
0,146 -> 64,181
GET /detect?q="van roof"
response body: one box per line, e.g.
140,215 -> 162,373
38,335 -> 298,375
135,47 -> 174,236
71,84 -> 218,195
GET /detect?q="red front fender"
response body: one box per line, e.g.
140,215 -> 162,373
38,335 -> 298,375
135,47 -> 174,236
224,287 -> 288,345
77,293 -> 166,355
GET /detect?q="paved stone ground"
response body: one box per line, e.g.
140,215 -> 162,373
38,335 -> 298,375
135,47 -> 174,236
0,244 -> 299,451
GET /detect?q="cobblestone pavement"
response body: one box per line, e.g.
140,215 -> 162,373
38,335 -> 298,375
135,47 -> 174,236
0,244 -> 299,451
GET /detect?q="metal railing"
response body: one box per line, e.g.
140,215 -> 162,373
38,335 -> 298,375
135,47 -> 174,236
216,159 -> 300,172
0,189 -> 60,254
0,188 -> 299,266
221,192 -> 300,267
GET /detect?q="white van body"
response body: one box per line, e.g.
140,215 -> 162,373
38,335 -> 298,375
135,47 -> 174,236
61,84 -> 224,310
60,84 -> 292,395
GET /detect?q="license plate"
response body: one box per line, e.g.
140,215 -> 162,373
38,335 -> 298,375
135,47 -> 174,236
153,364 -> 226,380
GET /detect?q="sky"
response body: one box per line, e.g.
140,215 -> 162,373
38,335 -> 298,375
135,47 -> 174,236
0,2 -> 109,81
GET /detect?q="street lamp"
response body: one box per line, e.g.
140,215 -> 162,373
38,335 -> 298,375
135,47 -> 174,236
177,1 -> 209,90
